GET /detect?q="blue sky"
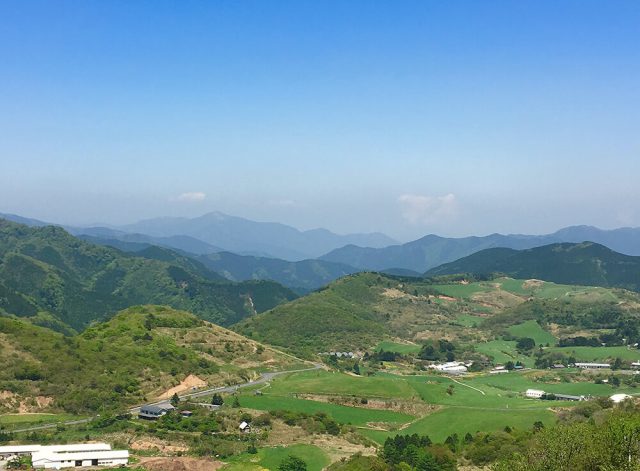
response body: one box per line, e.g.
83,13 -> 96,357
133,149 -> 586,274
1,1 -> 639,240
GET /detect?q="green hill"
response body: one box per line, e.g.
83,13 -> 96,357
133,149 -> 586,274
426,242 -> 640,292
0,305 -> 302,414
235,271 -> 640,357
0,219 -> 296,330
235,272 -> 452,355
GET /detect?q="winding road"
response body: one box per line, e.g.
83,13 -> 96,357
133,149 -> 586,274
8,364 -> 322,434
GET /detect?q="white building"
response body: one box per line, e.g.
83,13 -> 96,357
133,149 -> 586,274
239,421 -> 251,433
631,362 -> 640,369
610,393 -> 633,404
525,389 -> 546,399
0,444 -> 111,459
430,361 -> 468,374
0,444 -> 127,469
575,362 -> 610,369
32,450 -> 129,469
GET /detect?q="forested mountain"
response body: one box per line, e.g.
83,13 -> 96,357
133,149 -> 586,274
119,211 -> 396,260
426,242 -> 640,292
320,226 -> 640,272
0,219 -> 296,330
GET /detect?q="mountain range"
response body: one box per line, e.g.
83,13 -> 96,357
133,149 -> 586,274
426,241 -> 640,292
321,226 -> 640,272
117,212 -> 397,260
0,219 -> 295,331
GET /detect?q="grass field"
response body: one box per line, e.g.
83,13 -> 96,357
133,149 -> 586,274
237,394 -> 414,427
362,406 -> 555,443
0,413 -> 83,430
222,444 -> 330,471
547,345 -> 640,362
475,340 -> 535,367
508,320 -> 557,346
267,370 -> 419,399
376,340 -> 421,354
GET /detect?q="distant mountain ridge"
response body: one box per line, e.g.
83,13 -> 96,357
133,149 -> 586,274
426,242 -> 640,292
118,211 -> 397,260
0,211 -> 396,261
320,226 -> 640,272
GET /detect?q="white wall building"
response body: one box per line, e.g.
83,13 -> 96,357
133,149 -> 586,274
0,444 -> 111,459
430,361 -> 468,374
525,389 -> 546,399
32,450 -> 129,469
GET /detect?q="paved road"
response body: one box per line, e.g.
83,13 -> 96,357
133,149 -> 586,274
129,364 -> 322,412
8,364 -> 322,433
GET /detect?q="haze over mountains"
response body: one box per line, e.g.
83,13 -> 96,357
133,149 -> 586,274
3,211 -> 640,291
321,226 -> 640,272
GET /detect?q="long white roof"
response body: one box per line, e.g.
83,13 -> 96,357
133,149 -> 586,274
32,450 -> 129,462
0,443 -> 111,455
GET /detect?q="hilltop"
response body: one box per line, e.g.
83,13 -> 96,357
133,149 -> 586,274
0,219 -> 296,330
0,305 -> 302,414
426,242 -> 640,292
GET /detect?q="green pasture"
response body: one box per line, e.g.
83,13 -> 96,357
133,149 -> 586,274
475,340 -> 534,367
237,394 -> 413,427
0,413 -> 83,430
508,320 -> 557,346
433,283 -> 487,299
267,370 -> 419,399
362,407 -> 556,443
223,444 -> 330,471
547,345 -> 640,362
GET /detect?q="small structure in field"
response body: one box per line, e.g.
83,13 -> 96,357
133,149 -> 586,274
575,362 -> 610,369
490,366 -> 509,374
239,421 -> 251,433
180,410 -> 193,417
525,389 -> 546,399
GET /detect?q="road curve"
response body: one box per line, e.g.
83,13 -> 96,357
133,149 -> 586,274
9,364 -> 322,434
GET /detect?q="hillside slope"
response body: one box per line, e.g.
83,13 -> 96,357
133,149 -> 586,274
0,219 -> 296,330
0,305 -> 302,413
426,242 -> 640,292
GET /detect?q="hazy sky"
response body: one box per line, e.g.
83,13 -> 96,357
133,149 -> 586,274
1,1 -> 639,241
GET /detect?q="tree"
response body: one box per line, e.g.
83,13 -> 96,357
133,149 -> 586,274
278,455 -> 308,471
211,393 -> 224,406
353,362 -> 361,375
170,393 -> 180,407
232,396 -> 241,408
516,337 -> 536,352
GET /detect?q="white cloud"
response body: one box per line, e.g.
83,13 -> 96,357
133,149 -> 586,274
267,199 -> 297,207
174,191 -> 206,202
398,193 -> 459,225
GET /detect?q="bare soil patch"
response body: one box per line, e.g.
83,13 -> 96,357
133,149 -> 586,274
138,457 -> 224,471
158,374 -> 207,400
